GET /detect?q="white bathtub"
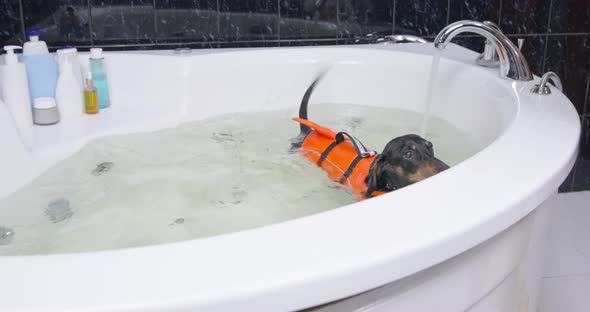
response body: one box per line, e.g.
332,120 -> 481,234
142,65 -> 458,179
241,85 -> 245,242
0,43 -> 580,311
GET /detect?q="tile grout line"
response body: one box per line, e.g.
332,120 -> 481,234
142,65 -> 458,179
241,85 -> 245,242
87,0 -> 94,46
216,0 -> 221,42
392,0 -> 396,35
277,0 -> 281,46
48,38 -> 350,49
84,30 -> 590,50
497,0 -> 503,26
338,0 -> 342,35
424,32 -> 590,41
546,0 -> 554,33
541,35 -> 549,74
153,0 -> 158,42
446,0 -> 450,25
414,1 -> 417,33
583,73 -> 590,116
510,32 -> 590,37
541,0 -> 554,73
18,0 -> 25,42
449,32 -> 590,38
569,114 -> 583,191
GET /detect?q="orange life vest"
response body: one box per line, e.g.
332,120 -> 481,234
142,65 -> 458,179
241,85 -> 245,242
293,118 -> 386,199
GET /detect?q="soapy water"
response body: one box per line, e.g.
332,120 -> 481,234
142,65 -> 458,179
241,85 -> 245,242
0,104 -> 479,255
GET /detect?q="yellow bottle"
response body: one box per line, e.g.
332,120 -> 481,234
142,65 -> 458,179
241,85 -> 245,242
84,72 -> 99,114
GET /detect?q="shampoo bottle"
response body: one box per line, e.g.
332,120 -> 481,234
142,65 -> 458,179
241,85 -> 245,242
84,72 -> 99,114
56,46 -> 84,91
21,29 -> 59,102
56,56 -> 84,120
89,48 -> 111,109
0,46 -> 33,131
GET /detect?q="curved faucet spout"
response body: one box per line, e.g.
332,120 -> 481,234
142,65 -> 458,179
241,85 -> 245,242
434,20 -> 533,81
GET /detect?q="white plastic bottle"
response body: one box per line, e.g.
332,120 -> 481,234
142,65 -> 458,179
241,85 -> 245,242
0,45 -> 33,130
56,47 -> 84,91
55,56 -> 84,120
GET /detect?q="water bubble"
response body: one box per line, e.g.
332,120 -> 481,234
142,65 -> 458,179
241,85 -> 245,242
168,218 -> 185,227
92,162 -> 114,176
345,117 -> 364,130
46,198 -> 74,223
232,188 -> 247,204
0,226 -> 14,245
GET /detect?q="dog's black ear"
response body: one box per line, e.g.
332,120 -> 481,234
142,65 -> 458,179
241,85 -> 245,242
365,154 -> 385,195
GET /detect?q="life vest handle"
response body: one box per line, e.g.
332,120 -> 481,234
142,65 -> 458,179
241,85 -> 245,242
334,131 -> 377,158
293,118 -> 377,158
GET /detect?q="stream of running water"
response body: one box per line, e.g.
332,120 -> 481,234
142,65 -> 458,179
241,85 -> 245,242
420,49 -> 443,138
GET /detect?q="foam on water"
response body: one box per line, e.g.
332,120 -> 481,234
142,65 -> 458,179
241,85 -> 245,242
0,104 -> 479,255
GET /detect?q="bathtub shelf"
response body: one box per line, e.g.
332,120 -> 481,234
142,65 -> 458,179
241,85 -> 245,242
24,105 -> 183,156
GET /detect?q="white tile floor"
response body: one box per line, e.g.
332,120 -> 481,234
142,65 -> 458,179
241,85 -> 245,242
539,191 -> 590,312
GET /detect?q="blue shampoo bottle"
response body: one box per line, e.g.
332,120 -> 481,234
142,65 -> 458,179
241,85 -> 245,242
89,48 -> 110,109
20,29 -> 59,103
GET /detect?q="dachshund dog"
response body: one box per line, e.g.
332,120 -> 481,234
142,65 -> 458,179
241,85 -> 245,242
291,74 -> 449,199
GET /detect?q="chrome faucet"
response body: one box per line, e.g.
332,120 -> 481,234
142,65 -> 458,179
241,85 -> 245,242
379,34 -> 429,44
434,20 -> 533,81
476,21 -> 500,68
532,72 -> 563,95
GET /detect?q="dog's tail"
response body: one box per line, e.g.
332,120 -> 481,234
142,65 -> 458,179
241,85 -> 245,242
291,69 -> 330,148
298,70 -> 329,135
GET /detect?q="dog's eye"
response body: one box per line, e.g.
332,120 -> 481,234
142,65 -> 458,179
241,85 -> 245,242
404,150 -> 413,159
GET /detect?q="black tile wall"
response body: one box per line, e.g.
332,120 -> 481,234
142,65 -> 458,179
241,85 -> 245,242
513,35 -> 546,76
549,0 -> 590,33
572,116 -> 590,191
543,35 -> 590,115
394,0 -> 448,37
22,0 -> 90,46
219,0 -> 279,42
338,0 -> 393,39
0,0 -> 23,45
581,116 -> 590,155
0,0 -> 589,192
448,0 -> 501,25
92,0 -> 156,45
499,0 -> 551,34
279,0 -> 338,40
155,0 -> 219,43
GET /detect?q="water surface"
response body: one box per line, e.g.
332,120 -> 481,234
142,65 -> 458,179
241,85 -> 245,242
0,104 -> 479,255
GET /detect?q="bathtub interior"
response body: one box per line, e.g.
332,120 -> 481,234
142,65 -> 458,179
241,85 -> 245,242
182,48 -> 517,147
0,47 -> 518,239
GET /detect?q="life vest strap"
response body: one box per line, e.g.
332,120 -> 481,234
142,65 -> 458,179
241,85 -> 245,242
316,130 -> 377,184
317,140 -> 340,167
338,154 -> 363,184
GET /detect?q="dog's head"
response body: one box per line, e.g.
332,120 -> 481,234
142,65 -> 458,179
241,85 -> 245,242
365,134 -> 449,196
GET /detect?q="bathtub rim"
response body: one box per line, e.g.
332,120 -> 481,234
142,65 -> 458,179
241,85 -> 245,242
0,44 -> 581,312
